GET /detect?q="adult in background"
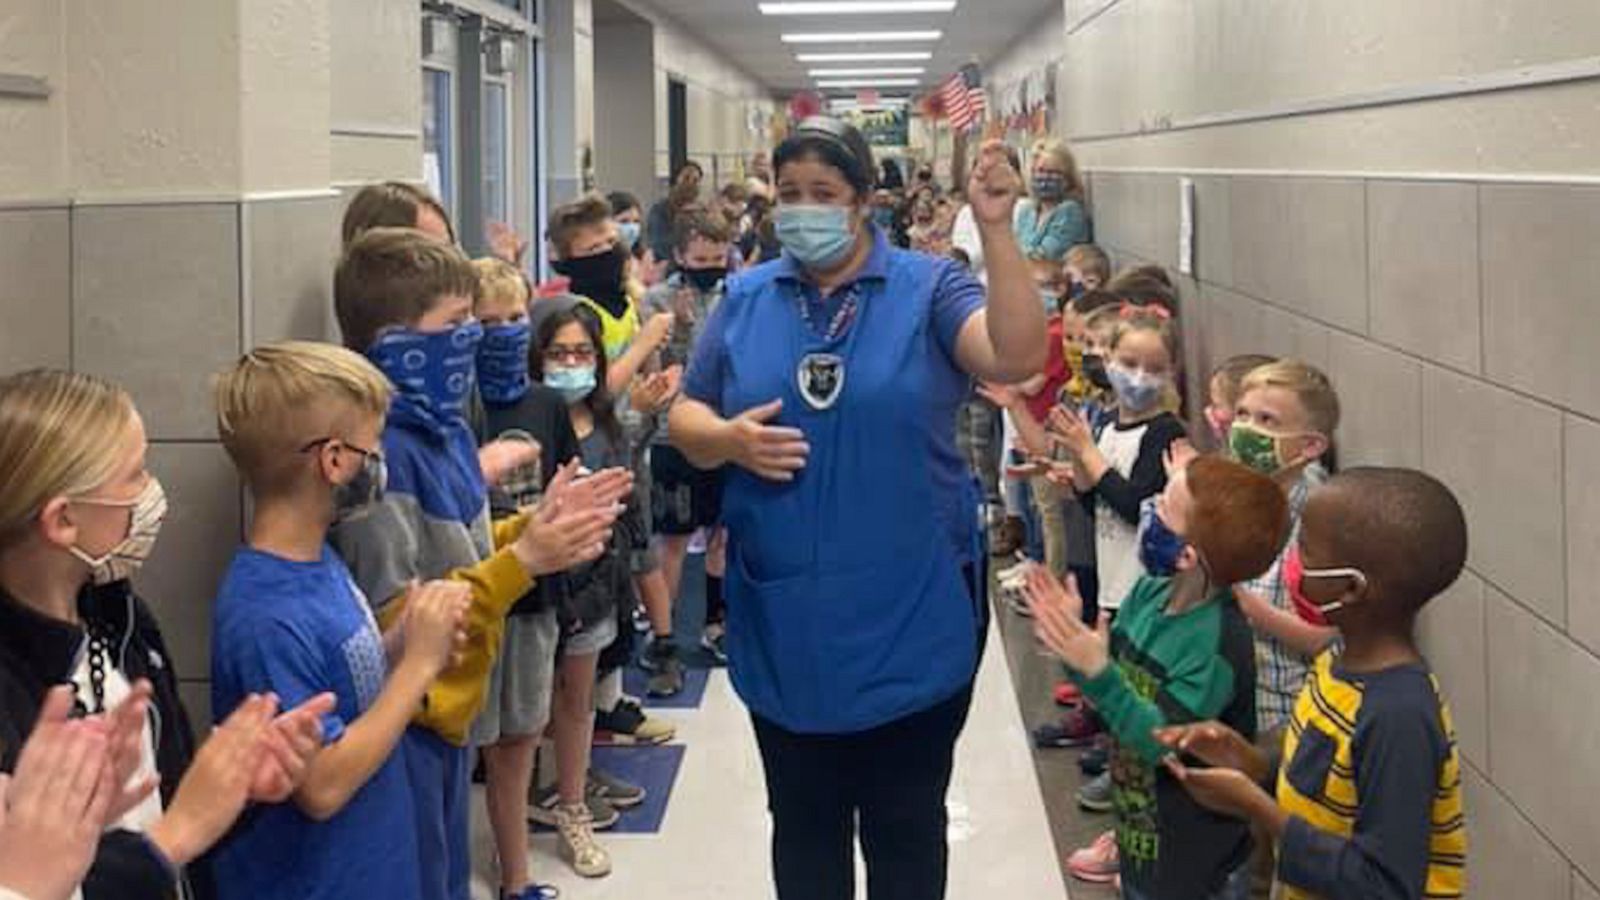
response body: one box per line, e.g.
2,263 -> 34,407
645,160 -> 704,263
669,117 -> 1046,900
1014,137 -> 1089,261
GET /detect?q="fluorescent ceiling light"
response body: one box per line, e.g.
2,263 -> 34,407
782,30 -> 942,43
762,1 -> 956,13
808,67 -> 925,76
816,78 -> 921,87
796,51 -> 933,61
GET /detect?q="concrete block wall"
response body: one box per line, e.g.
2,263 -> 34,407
1089,169 -> 1600,896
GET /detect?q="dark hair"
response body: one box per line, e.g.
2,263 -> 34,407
334,227 -> 479,351
673,161 -> 704,184
1107,269 -> 1179,316
1070,288 -> 1121,316
342,181 -> 455,246
607,191 -> 640,217
1066,244 -> 1112,284
530,300 -> 621,444
773,117 -> 876,198
673,208 -> 732,253
1315,467 -> 1468,615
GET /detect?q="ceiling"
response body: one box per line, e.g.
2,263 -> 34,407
612,0 -> 1061,97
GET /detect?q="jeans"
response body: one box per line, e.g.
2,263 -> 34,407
751,685 -> 976,900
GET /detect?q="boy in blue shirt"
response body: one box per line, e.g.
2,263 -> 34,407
210,341 -> 471,900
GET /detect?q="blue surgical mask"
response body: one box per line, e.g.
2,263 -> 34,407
476,320 -> 532,405
368,319 -> 484,420
1040,291 -> 1061,314
775,204 -> 857,270
1137,498 -> 1189,577
617,221 -> 642,251
544,365 -> 597,405
1107,362 -> 1165,412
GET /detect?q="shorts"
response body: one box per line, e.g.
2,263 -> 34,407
470,609 -> 559,744
651,443 -> 724,535
561,608 -> 619,657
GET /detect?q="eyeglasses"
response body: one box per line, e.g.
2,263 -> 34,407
301,437 -> 384,465
544,345 -> 597,364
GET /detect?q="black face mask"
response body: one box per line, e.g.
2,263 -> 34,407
1082,353 -> 1112,391
684,267 -> 727,294
553,245 -> 629,316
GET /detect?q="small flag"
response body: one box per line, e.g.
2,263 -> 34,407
937,63 -> 987,132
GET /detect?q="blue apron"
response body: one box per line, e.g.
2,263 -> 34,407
718,255 -> 982,734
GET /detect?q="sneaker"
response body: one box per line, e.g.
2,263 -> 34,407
1066,830 -> 1119,883
643,638 -> 684,697
528,785 -> 619,830
593,698 -> 675,745
630,605 -> 651,634
700,621 -> 728,666
1078,744 -> 1109,777
1077,771 -> 1114,813
554,802 -> 612,878
587,767 -> 645,809
1032,709 -> 1102,749
501,886 -> 561,900
1053,681 -> 1082,706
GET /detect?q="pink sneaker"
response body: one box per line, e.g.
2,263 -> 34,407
1066,830 -> 1119,884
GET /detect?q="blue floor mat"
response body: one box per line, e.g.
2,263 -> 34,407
533,744 -> 687,835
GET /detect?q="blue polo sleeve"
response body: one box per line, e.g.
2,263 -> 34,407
682,295 -> 731,412
930,258 -> 986,362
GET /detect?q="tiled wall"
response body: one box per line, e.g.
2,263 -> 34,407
1088,170 -> 1600,897
0,194 -> 341,726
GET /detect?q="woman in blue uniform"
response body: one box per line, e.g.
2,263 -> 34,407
670,117 -> 1046,899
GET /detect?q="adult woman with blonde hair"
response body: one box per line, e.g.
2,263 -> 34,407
1015,137 -> 1090,261
0,370 -> 328,900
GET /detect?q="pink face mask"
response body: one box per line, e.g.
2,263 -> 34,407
1284,543 -> 1367,626
1204,406 -> 1233,443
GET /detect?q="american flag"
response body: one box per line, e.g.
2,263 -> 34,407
937,63 -> 987,132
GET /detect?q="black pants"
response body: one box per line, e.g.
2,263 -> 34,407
751,684 -> 976,900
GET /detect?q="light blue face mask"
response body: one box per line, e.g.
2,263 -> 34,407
775,204 -> 858,270
1107,362 -> 1166,412
617,220 -> 642,251
544,365 -> 597,405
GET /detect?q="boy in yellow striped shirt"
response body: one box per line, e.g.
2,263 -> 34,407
1156,467 -> 1467,900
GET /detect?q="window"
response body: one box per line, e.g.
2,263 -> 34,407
483,80 -> 510,224
423,68 -> 455,216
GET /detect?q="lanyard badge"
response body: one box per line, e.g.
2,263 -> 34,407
797,353 -> 846,411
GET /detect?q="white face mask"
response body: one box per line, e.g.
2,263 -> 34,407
68,478 -> 168,586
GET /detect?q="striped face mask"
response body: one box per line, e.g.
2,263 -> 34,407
69,478 -> 168,585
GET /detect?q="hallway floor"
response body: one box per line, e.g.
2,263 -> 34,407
468,569 -> 1089,898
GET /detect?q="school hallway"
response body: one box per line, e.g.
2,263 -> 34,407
468,565 -> 1073,898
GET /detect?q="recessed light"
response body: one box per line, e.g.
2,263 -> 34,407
762,1 -> 956,13
796,51 -> 933,62
781,30 -> 942,43
808,67 -> 925,77
815,78 -> 922,87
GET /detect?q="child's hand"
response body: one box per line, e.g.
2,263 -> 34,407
976,381 -> 1022,410
514,461 -> 625,575
541,459 -> 635,515
1153,721 -> 1269,783
1163,757 -> 1277,824
642,311 -> 675,350
0,687 -> 115,900
247,694 -> 333,804
629,370 -> 677,414
1047,405 -> 1094,456
1044,459 -> 1077,488
1164,439 -> 1198,477
148,693 -> 279,867
487,222 -> 530,265
1023,566 -> 1110,677
401,581 -> 472,677
479,439 -> 541,489
96,679 -> 160,824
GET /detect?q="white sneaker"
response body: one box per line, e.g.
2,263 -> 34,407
554,802 -> 612,878
687,528 -> 708,555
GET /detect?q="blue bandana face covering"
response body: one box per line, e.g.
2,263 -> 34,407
476,320 -> 533,405
1138,498 -> 1189,577
368,319 -> 484,419
775,204 -> 857,270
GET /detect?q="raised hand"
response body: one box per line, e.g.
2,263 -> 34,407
641,311 -> 675,351
487,221 -> 530,265
967,138 -> 1026,227
248,693 -> 334,804
723,399 -> 809,482
1023,566 -> 1110,677
479,438 -> 541,488
147,693 -> 279,867
0,687 -> 114,900
1047,404 -> 1095,457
